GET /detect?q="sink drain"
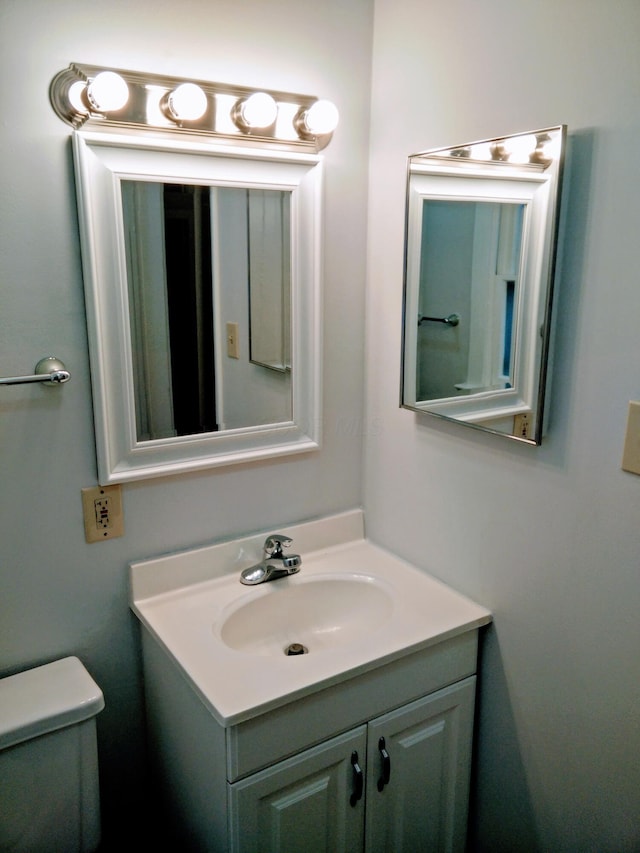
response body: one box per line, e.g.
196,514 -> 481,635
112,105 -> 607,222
285,642 -> 308,656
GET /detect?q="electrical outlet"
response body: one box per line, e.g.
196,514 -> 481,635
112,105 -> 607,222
81,485 -> 124,543
226,322 -> 240,359
513,413 -> 531,438
621,401 -> 640,475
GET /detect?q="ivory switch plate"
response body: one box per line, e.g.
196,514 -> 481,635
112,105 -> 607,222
513,413 -> 531,439
226,322 -> 240,359
621,401 -> 640,475
81,485 -> 124,542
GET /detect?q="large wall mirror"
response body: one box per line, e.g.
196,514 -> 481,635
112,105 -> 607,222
73,131 -> 323,483
401,126 -> 566,444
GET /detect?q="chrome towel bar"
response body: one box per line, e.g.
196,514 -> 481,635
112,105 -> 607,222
418,313 -> 460,327
0,357 -> 71,386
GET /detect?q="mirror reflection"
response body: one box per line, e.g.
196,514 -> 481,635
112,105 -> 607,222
402,126 -> 566,444
415,199 -> 524,401
72,130 -> 322,483
121,181 -> 292,441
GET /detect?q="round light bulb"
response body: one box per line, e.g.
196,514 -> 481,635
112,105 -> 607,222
167,83 -> 208,122
490,140 -> 510,161
86,71 -> 129,112
238,92 -> 278,129
303,99 -> 339,136
531,132 -> 561,166
505,133 -> 538,164
469,142 -> 493,161
68,80 -> 88,115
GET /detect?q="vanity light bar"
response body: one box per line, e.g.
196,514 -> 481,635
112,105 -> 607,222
49,63 -> 339,151
417,126 -> 563,171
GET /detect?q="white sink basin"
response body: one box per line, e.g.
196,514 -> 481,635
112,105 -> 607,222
130,510 -> 491,725
218,573 -> 394,656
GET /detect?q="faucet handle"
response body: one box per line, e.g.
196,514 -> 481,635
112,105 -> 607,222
263,533 -> 293,557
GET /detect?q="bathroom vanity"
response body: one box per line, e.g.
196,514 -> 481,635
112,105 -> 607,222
130,510 -> 491,851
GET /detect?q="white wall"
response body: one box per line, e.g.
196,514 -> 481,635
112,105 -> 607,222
0,0 -> 372,842
365,1 -> 640,851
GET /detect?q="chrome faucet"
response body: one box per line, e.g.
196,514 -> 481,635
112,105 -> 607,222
240,534 -> 302,585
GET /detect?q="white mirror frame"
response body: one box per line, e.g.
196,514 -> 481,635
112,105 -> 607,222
402,127 -> 566,444
73,130 -> 323,483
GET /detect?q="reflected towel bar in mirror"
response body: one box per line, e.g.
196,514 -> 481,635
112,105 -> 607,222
0,357 -> 71,386
418,313 -> 460,327
401,125 -> 567,445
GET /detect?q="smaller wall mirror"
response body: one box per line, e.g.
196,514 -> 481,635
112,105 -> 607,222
401,126 -> 566,444
73,131 -> 323,483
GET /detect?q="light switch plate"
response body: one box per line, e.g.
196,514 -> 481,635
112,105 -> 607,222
621,401 -> 640,475
226,322 -> 240,359
513,413 -> 531,439
81,484 -> 124,542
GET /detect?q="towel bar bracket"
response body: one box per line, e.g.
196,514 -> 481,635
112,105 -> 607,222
0,357 -> 71,387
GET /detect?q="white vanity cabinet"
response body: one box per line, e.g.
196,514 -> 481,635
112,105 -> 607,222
140,625 -> 481,853
229,725 -> 367,852
229,677 -> 475,853
131,512 -> 492,852
364,677 -> 475,853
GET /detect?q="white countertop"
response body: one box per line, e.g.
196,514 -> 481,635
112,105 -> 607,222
130,510 -> 491,726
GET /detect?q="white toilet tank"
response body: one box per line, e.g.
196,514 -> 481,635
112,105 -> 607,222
0,656 -> 105,853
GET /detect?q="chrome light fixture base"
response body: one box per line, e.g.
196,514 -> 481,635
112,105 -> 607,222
50,63 -> 338,152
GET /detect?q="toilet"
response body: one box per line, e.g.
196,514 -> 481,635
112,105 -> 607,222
0,656 -> 104,853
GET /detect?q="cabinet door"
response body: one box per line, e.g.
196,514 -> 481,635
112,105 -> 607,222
229,725 -> 367,853
365,676 -> 476,853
